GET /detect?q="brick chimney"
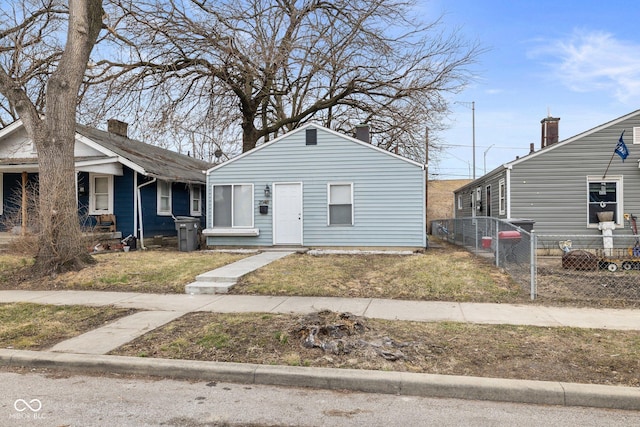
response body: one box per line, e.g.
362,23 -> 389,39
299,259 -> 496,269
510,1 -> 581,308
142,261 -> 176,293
540,116 -> 560,149
355,123 -> 370,143
107,119 -> 129,138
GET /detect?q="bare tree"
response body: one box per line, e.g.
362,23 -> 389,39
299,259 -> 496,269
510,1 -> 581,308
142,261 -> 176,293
84,0 -> 480,161
0,0 -> 103,274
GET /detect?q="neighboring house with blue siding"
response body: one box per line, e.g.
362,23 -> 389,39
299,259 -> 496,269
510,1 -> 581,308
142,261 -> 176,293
453,110 -> 640,237
204,124 -> 427,249
0,119 -> 210,246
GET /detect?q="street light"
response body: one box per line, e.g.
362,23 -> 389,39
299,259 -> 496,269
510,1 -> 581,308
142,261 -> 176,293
483,144 -> 495,175
455,101 -> 476,179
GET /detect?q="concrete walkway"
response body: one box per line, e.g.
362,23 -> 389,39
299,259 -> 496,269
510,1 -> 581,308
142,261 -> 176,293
185,250 -> 295,294
2,249 -> 640,410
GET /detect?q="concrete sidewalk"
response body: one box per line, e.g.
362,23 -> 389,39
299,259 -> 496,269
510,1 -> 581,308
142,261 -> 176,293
3,289 -> 640,410
3,243 -> 640,411
3,289 -> 640,330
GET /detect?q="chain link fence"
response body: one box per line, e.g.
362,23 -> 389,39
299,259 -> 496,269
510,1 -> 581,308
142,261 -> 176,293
536,234 -> 640,303
431,217 -> 535,299
431,217 -> 640,304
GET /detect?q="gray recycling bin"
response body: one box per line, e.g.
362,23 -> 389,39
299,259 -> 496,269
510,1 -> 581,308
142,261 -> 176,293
174,216 -> 199,251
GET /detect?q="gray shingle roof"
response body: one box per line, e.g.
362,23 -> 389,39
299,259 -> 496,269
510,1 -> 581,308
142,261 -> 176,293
76,124 -> 211,184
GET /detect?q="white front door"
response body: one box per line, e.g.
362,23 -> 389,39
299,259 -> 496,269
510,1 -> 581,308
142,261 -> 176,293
273,183 -> 302,245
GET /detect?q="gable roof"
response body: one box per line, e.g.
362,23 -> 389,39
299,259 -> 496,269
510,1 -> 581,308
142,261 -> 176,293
206,123 -> 425,174
455,109 -> 640,193
507,109 -> 640,168
0,120 -> 210,184
76,124 -> 210,184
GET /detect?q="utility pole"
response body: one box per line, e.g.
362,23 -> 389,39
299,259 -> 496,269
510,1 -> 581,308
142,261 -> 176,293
425,127 -> 429,235
456,101 -> 476,179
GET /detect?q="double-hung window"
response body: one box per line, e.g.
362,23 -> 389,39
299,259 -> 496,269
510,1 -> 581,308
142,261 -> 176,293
213,184 -> 253,227
498,179 -> 506,215
328,183 -> 353,226
157,180 -> 172,215
190,185 -> 202,216
587,176 -> 622,226
89,174 -> 113,214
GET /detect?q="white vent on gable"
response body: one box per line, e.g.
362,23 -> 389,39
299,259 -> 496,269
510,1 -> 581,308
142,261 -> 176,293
633,127 -> 640,144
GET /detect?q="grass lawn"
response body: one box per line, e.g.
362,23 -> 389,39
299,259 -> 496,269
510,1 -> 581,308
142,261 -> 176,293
0,242 -> 527,303
0,303 -> 135,350
234,244 -> 527,303
0,250 -> 249,294
112,311 -> 640,387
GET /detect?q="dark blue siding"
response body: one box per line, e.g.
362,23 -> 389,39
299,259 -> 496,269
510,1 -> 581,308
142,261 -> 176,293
113,168 -> 135,236
1,173 -> 38,231
2,168 -> 205,238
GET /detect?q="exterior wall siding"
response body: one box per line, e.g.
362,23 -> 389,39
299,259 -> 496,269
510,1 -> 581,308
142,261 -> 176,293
206,127 -> 425,248
509,116 -> 640,236
454,170 -> 507,220
453,111 -> 640,238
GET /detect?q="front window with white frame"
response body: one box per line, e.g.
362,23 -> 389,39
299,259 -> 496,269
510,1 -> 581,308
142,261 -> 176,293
587,176 -> 623,226
213,184 -> 253,227
157,180 -> 172,215
328,183 -> 353,226
498,179 -> 506,215
190,185 -> 202,216
89,174 -> 113,214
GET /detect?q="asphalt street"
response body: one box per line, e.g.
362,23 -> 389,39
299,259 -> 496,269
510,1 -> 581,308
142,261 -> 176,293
3,369 -> 640,427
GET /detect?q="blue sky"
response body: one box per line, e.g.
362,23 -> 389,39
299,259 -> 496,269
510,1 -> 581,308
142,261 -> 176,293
426,0 -> 640,179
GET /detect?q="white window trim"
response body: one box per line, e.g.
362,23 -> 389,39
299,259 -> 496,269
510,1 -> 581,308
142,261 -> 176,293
633,127 -> 640,145
586,175 -> 624,228
212,183 -> 255,229
327,182 -> 354,226
203,227 -> 259,237
157,180 -> 172,216
457,194 -> 462,210
498,178 -> 506,215
190,184 -> 202,217
88,173 -> 113,215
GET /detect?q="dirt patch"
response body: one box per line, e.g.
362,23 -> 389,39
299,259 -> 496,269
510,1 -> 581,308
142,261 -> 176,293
111,311 -> 640,387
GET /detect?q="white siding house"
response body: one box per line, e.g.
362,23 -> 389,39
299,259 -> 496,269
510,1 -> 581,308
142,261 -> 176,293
204,124 -> 427,249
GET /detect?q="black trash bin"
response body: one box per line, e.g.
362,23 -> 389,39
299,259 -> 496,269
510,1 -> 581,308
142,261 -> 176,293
174,216 -> 199,252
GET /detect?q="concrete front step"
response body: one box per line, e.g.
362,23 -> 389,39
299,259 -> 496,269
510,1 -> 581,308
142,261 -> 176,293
185,281 -> 236,295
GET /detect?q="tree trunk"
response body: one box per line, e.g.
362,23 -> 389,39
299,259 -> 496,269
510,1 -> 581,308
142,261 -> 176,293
242,120 -> 259,153
33,124 -> 92,274
31,0 -> 102,274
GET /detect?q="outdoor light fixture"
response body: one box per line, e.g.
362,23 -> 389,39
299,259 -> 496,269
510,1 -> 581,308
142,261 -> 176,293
264,184 -> 271,198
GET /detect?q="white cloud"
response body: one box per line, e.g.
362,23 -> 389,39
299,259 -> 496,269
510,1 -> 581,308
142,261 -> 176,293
530,30 -> 640,103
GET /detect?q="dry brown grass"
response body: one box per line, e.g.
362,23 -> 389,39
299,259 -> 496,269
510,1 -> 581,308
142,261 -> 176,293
112,311 -> 640,387
427,179 -> 471,226
0,303 -> 135,349
234,243 -> 525,303
0,250 -> 248,293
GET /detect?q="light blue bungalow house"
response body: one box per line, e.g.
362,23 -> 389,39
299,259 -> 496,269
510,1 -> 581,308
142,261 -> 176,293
0,119 -> 210,247
203,124 -> 427,249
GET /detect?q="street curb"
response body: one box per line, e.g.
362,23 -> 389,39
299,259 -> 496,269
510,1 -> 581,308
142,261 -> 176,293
2,349 -> 640,410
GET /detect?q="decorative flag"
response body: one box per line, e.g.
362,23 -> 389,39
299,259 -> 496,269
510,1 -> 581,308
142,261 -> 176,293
615,131 -> 629,162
